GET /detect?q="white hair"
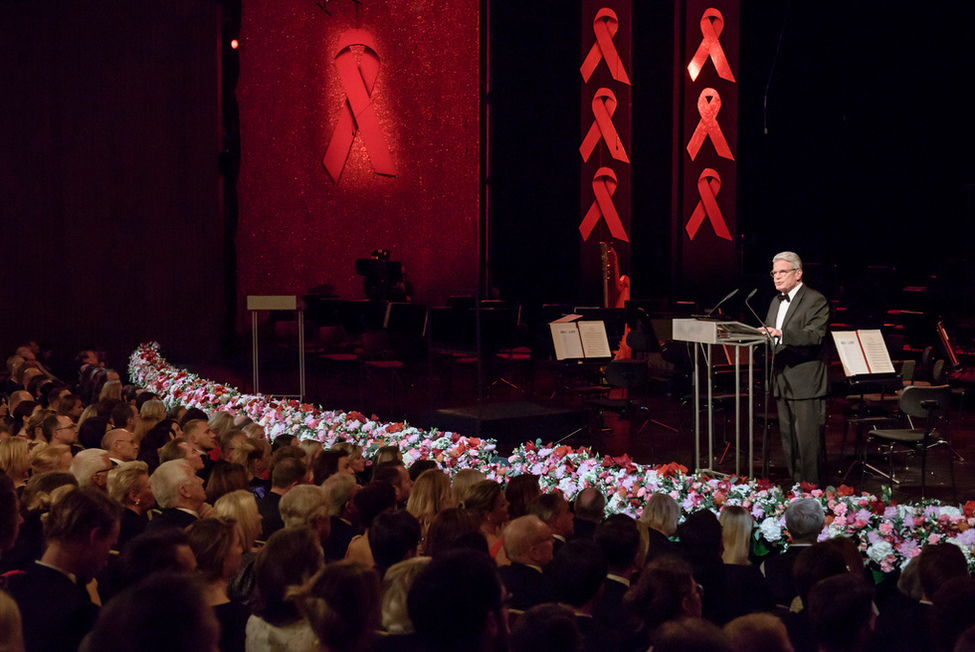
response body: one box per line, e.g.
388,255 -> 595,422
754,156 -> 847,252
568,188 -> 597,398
772,251 -> 802,270
69,449 -> 110,487
149,459 -> 194,509
280,484 -> 330,528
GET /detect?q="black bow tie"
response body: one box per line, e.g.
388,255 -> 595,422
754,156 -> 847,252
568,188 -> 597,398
778,294 -> 790,302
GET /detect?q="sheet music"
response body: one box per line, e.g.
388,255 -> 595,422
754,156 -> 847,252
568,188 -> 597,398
550,324 -> 584,360
578,321 -> 612,358
858,329 -> 895,374
832,332 -> 870,376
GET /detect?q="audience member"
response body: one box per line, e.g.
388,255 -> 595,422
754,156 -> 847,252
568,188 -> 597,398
186,518 -> 249,652
183,418 -> 218,481
77,416 -> 110,450
247,527 -> 324,652
70,448 -> 113,491
346,481 -> 397,566
278,484 -> 331,545
639,492 -> 680,561
290,559 -> 382,652
373,460 -> 414,505
107,460 -> 154,549
322,472 -> 361,561
29,442 -> 72,475
571,487 -> 605,540
257,456 -> 307,539
312,448 -> 354,484
405,468 -> 453,554
462,479 -> 510,563
0,437 -> 30,490
592,514 -> 644,644
369,508 -> 421,578
724,613 -> 794,652
425,506 -> 487,558
6,487 -> 121,651
807,573 -> 875,652
407,458 -> 437,482
145,459 -> 207,532
111,528 -> 197,594
626,556 -> 703,645
528,492 -> 574,553
381,556 -> 431,634
545,539 -> 612,651
510,603 -> 582,652
498,514 -> 557,611
450,468 -> 485,506
213,489 -> 264,603
206,461 -> 250,505
654,618 -> 732,652
762,498 -> 825,607
505,474 -> 541,520
102,428 -> 138,464
719,505 -> 754,565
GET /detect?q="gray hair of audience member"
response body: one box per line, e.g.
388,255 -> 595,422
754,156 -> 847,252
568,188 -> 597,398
772,251 -> 802,271
640,492 -> 680,537
527,493 -> 565,524
322,473 -> 358,517
450,468 -> 486,506
784,498 -> 825,543
280,484 -> 330,528
503,515 -> 552,563
381,557 -> 431,634
573,487 -> 606,522
149,460 -> 196,509
107,461 -> 150,505
897,556 -> 923,601
70,448 -> 111,488
723,613 -> 793,652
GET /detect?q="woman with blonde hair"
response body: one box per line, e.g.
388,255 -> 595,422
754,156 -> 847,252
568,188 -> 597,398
77,404 -> 98,429
214,489 -> 264,603
135,399 -> 167,444
107,461 -> 155,549
0,438 -> 30,490
24,409 -> 53,445
98,379 -> 122,403
639,492 -> 680,561
406,469 -> 453,554
461,479 -> 510,564
332,441 -> 366,475
450,468 -> 486,506
298,439 -> 323,469
208,411 -> 236,440
719,505 -> 754,565
30,443 -> 73,476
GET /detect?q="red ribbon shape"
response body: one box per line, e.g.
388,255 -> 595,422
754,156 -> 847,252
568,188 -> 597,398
580,8 -> 631,85
687,8 -> 736,83
686,87 -> 734,162
580,88 -> 630,163
323,30 -> 397,181
580,167 -> 629,242
685,168 -> 731,241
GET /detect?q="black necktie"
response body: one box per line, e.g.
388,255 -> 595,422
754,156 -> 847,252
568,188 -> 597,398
778,293 -> 790,302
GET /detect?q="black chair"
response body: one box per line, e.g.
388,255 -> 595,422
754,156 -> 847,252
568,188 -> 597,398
868,384 -> 955,500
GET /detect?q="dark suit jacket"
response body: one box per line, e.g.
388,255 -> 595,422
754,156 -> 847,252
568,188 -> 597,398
6,562 -> 99,652
761,543 -> 811,607
257,491 -> 284,539
145,507 -> 198,533
498,562 -> 557,611
765,284 -> 829,399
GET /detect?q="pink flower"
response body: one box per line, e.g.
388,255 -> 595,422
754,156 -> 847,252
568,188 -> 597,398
832,503 -> 848,516
879,522 -> 894,535
928,534 -> 941,545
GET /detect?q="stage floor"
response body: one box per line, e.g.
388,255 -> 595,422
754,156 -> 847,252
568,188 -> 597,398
191,354 -> 973,504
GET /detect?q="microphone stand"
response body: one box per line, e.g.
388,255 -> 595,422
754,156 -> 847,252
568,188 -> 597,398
745,289 -> 776,478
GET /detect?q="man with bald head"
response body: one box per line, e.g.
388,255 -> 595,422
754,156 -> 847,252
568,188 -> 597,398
103,429 -> 138,464
498,515 -> 557,612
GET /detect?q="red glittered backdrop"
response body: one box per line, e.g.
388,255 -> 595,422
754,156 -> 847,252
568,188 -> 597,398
236,0 -> 480,320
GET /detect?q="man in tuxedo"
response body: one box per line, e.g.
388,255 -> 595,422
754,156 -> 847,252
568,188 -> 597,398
763,251 -> 829,485
145,459 -> 207,532
498,515 -> 557,612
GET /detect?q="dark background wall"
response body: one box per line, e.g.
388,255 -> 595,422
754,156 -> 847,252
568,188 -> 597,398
0,0 -> 224,370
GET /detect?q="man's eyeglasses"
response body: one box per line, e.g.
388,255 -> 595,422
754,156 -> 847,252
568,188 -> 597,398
770,269 -> 798,278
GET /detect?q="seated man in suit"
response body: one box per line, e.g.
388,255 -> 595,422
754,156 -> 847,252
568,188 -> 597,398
571,487 -> 605,540
498,515 -> 557,612
145,459 -> 208,532
528,493 -> 574,554
6,487 -> 121,652
257,456 -> 308,540
592,514 -> 643,643
761,498 -> 824,607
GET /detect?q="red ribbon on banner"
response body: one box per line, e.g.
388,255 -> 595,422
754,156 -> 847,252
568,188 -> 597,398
685,168 -> 730,241
580,88 -> 630,163
323,30 -> 397,181
580,8 -> 631,85
686,87 -> 734,161
580,167 -> 629,242
687,8 -> 735,83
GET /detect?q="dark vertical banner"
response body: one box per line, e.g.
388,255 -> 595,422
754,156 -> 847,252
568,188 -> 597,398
580,0 -> 632,305
675,0 -> 738,298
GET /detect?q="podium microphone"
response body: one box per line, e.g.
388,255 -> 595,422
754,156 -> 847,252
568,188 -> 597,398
744,289 -> 766,331
705,288 -> 739,317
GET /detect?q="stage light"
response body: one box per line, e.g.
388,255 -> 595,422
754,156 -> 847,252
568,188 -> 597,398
230,39 -> 238,49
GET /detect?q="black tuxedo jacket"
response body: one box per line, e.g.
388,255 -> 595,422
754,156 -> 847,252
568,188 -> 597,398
144,507 -> 198,533
6,562 -> 99,652
765,284 -> 829,399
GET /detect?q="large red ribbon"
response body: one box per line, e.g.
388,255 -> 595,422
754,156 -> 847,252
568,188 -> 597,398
580,8 -> 631,85
323,30 -> 397,181
686,87 -> 734,161
580,167 -> 629,242
580,88 -> 629,163
687,8 -> 735,83
685,168 -> 731,241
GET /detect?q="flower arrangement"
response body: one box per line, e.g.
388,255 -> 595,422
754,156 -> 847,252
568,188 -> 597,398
130,342 -> 975,573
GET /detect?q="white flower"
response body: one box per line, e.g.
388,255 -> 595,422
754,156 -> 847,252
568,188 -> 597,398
867,541 -> 893,564
760,517 -> 783,542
